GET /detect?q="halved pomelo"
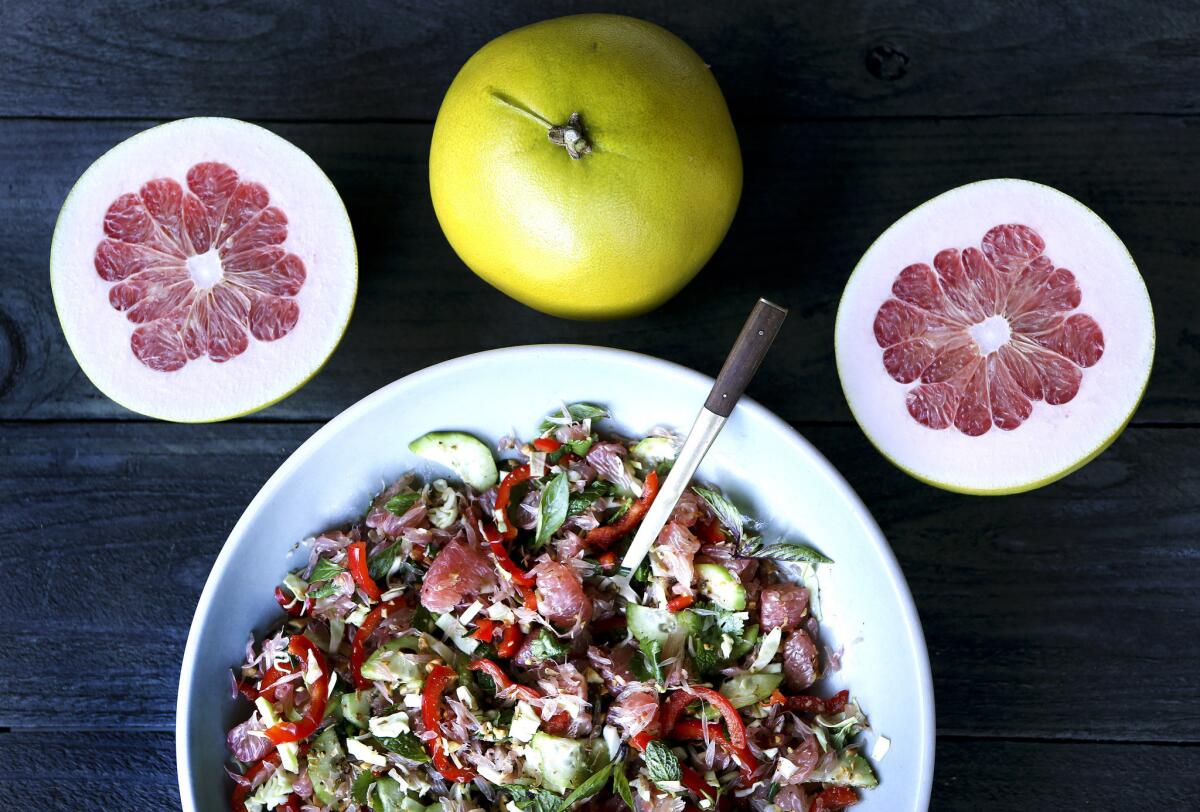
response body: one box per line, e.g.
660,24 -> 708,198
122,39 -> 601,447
835,179 -> 1154,494
51,118 -> 356,422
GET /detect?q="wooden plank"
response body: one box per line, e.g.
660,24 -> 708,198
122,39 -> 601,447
2,730 -> 1198,810
3,0 -> 1200,120
0,422 -> 1196,738
1,116 -> 1196,423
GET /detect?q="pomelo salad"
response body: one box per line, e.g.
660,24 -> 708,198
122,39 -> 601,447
226,405 -> 878,812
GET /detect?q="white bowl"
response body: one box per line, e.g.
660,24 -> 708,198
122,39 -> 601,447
176,345 -> 934,811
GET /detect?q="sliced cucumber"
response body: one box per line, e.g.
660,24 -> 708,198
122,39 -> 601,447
626,601 -> 700,646
339,689 -> 373,729
254,696 -> 299,773
408,431 -> 498,491
523,731 -> 605,794
807,749 -> 879,788
360,638 -> 427,691
695,562 -> 747,611
632,436 -> 677,466
730,624 -> 759,660
719,672 -> 783,709
307,727 -> 345,806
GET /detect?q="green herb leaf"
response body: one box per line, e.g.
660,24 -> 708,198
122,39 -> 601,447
692,486 -> 744,543
412,605 -> 437,635
642,740 -> 681,784
384,491 -> 421,516
739,536 -> 833,564
351,768 -> 377,804
613,761 -> 635,810
505,785 -> 563,812
638,638 -> 664,683
557,761 -> 614,811
565,437 -> 595,456
367,544 -> 397,582
306,579 -> 343,599
375,732 -> 430,763
528,629 -> 570,663
310,557 -> 345,583
709,605 -> 746,636
539,403 -> 609,432
535,472 -> 570,548
767,781 -> 781,802
567,481 -> 611,516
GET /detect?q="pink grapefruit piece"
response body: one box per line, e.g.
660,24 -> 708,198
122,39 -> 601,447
835,179 -> 1154,494
51,118 -> 357,422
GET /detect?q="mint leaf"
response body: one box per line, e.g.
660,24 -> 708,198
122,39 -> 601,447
539,403 -> 608,431
506,785 -> 562,812
567,481 -> 611,516
310,557 -> 344,583
535,472 -> 569,548
375,732 -> 430,763
384,491 -> 420,516
692,486 -> 744,543
739,536 -> 833,564
613,761 -> 635,809
557,761 -> 614,811
528,629 -> 570,663
351,769 -> 377,804
642,740 -> 681,783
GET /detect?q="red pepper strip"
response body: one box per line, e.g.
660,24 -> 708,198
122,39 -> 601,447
497,624 -> 523,658
667,594 -> 695,612
231,753 -> 278,811
468,658 -> 572,733
350,597 -> 405,689
660,686 -> 750,751
346,541 -> 381,602
785,689 -> 850,716
809,786 -> 859,812
669,719 -> 758,783
422,664 -> 478,783
482,524 -> 536,588
532,437 -> 562,452
263,636 -> 330,745
495,465 -> 532,540
257,659 -> 296,702
584,470 -> 660,551
523,591 -> 539,611
630,730 -> 655,751
696,519 -> 726,544
274,585 -> 305,617
598,551 -> 618,570
679,765 -> 717,804
472,617 -> 497,642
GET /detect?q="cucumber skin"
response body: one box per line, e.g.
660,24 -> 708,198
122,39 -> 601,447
409,431 -> 498,490
695,562 -> 748,611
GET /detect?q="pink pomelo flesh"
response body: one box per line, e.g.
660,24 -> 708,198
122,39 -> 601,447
95,162 -> 305,372
872,224 -> 1105,436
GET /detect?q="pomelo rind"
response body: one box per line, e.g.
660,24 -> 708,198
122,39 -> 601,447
834,178 -> 1154,495
50,117 -> 357,423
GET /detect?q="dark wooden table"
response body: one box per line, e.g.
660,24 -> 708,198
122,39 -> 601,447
2,2 -> 1198,809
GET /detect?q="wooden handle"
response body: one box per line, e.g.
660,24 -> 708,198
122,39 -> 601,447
704,298 -> 788,417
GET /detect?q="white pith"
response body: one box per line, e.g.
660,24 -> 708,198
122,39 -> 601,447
185,249 -> 224,289
835,179 -> 1154,493
969,315 -> 1011,356
50,117 -> 358,422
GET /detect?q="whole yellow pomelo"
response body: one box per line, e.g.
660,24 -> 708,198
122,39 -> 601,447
429,14 -> 742,319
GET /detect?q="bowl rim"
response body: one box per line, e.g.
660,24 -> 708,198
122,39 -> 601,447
176,343 -> 935,811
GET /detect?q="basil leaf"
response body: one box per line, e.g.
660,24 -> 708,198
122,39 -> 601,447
613,761 -> 635,810
306,580 -> 342,599
642,740 -> 681,783
351,769 -> 377,805
384,491 -> 420,516
535,472 -> 569,548
557,761 -> 614,811
412,605 -> 437,635
528,629 -> 570,663
367,544 -> 397,581
375,732 -> 430,763
506,785 -> 562,812
539,403 -> 608,431
565,437 -> 595,456
310,558 -> 345,582
692,486 -> 744,543
739,536 -> 833,564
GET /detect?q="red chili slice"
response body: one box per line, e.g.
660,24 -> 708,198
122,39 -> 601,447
679,764 -> 717,803
472,617 -> 497,642
468,658 -> 572,733
532,437 -> 562,452
494,465 -> 531,540
422,664 -> 478,783
669,718 -> 758,783
274,585 -> 305,617
667,594 -> 695,612
584,469 -> 661,551
350,597 -> 405,690
262,636 -> 329,745
346,541 -> 381,602
481,524 -> 536,588
497,624 -> 523,658
785,689 -> 850,716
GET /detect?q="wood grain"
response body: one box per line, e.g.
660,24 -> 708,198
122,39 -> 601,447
3,0 -> 1200,120
1,422 -> 1196,740
2,730 -> 1198,811
2,116 -> 1197,423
